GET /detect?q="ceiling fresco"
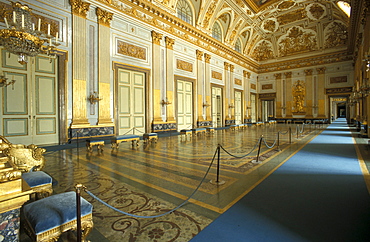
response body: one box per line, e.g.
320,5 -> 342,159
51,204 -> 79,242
152,0 -> 350,63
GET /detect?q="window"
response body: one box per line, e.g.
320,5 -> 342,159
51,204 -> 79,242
235,39 -> 242,53
337,1 -> 351,17
177,0 -> 193,25
212,22 -> 222,42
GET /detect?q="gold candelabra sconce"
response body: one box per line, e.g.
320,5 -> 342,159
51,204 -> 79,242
0,73 -> 16,89
161,97 -> 171,106
364,50 -> 370,72
0,1 -> 60,65
228,103 -> 235,109
203,101 -> 210,108
87,92 -> 102,104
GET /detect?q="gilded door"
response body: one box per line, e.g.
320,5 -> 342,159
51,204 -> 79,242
212,87 -> 222,127
117,69 -> 145,135
251,93 -> 256,123
235,91 -> 242,124
0,50 -> 59,145
177,80 -> 193,131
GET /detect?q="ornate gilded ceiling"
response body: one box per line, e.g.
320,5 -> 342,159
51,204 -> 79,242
152,0 -> 350,63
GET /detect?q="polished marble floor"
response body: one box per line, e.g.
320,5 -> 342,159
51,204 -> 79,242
20,123 -> 334,241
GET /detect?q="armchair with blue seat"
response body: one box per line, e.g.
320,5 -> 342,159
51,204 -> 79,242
0,136 -> 53,199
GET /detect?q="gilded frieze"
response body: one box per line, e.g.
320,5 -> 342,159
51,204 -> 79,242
325,87 -> 352,94
69,0 -> 90,18
278,26 -> 317,57
117,40 -> 146,60
330,76 -> 347,84
277,8 -> 306,25
212,71 -> 222,80
96,7 -> 113,27
252,40 -> 274,61
262,84 -> 272,90
251,83 -> 256,90
259,93 -> 276,99
176,59 -> 193,72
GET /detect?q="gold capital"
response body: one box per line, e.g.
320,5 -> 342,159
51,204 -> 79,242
304,69 -> 313,76
316,67 -> 326,74
69,0 -> 90,18
284,72 -> 292,78
151,31 -> 163,45
165,36 -> 175,49
96,7 -> 113,27
204,53 -> 211,63
224,62 -> 229,71
196,50 -> 204,60
274,73 -> 282,79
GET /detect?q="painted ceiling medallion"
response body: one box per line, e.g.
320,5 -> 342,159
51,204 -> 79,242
307,3 -> 326,20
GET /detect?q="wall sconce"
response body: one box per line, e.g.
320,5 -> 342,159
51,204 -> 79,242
0,74 -> 16,89
87,91 -> 102,104
203,101 -> 210,108
228,103 -> 235,109
364,51 -> 370,72
161,97 -> 171,106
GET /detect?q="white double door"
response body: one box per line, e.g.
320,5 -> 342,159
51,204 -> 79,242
212,87 -> 223,127
0,50 -> 59,145
235,91 -> 242,124
117,69 -> 145,135
177,80 -> 193,131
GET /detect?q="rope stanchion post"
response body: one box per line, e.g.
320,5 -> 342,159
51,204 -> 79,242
75,184 -> 85,242
289,127 -> 292,144
210,144 -> 225,185
277,132 -> 281,151
296,126 -> 299,139
256,136 -> 263,163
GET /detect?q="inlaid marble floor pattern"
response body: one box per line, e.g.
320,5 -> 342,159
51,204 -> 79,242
20,123 -> 323,241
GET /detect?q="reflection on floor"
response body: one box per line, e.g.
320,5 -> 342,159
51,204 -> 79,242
20,123 -> 323,241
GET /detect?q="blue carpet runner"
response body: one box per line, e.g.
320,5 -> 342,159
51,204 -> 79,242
191,118 -> 370,242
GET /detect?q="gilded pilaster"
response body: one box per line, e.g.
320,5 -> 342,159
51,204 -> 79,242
97,8 -> 114,125
274,73 -> 282,118
244,70 -> 251,121
229,64 -> 235,120
224,62 -> 230,119
165,36 -> 175,123
284,72 -> 292,117
204,53 -> 212,122
304,69 -> 313,118
151,31 -> 163,123
196,50 -> 204,124
316,67 -> 327,118
70,0 -> 90,126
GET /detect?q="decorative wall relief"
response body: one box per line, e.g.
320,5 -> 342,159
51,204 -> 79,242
278,26 -> 317,57
292,80 -> 305,113
324,21 -> 347,48
117,40 -> 146,60
262,84 -> 273,90
176,59 -> 193,72
330,76 -> 347,84
252,40 -> 274,61
235,78 -> 242,85
212,71 -> 222,80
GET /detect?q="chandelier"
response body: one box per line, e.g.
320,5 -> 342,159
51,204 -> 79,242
0,1 -> 58,64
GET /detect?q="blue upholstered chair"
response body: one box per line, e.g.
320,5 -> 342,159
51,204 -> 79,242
23,191 -> 94,242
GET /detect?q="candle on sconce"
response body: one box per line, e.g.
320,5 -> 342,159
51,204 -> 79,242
21,14 -> 24,28
13,11 -> 16,23
4,18 -> 8,28
32,23 -> 35,31
47,24 -> 50,35
38,19 -> 41,31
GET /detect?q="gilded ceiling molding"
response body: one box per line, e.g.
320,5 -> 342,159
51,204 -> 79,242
274,73 -> 282,79
202,0 -> 219,28
284,72 -> 292,78
196,50 -> 204,60
165,36 -> 175,49
204,53 -> 211,63
69,0 -> 90,18
151,31 -> 163,45
96,7 -> 113,27
304,69 -> 313,76
317,67 -> 326,74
